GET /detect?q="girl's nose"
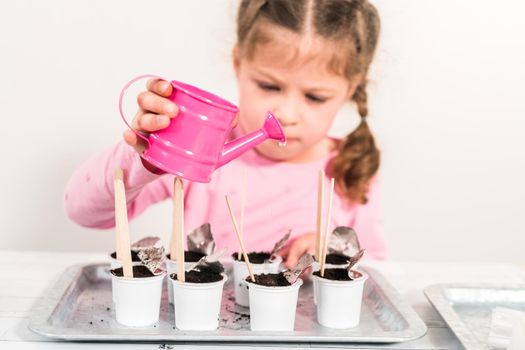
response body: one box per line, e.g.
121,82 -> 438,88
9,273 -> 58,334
273,105 -> 299,127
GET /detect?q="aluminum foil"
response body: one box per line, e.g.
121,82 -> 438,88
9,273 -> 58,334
347,249 -> 365,271
327,226 -> 361,258
489,307 -> 525,349
137,246 -> 165,275
270,229 -> 291,257
187,223 -> 215,256
192,248 -> 226,275
130,236 -> 161,249
283,253 -> 314,284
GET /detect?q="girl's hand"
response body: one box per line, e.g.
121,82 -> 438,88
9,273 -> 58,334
122,78 -> 179,172
280,233 -> 316,268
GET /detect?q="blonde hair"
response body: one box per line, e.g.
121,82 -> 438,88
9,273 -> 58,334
237,0 -> 381,204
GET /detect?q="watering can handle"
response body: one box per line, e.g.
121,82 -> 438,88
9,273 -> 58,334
118,74 -> 164,144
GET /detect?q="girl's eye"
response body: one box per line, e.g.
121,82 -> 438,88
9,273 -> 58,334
305,93 -> 326,103
258,82 -> 281,92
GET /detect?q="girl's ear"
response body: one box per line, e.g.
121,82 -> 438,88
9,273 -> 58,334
232,44 -> 241,79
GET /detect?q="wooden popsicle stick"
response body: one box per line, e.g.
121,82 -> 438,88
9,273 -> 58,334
114,168 -> 133,278
170,177 -> 179,260
171,177 -> 185,282
315,169 -> 325,263
114,169 -> 125,266
238,168 -> 247,260
225,195 -> 255,282
320,177 -> 335,277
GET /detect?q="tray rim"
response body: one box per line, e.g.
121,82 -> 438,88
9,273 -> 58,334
424,283 -> 525,350
28,262 -> 427,343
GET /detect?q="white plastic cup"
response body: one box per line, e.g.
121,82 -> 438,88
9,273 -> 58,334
109,252 -> 144,303
311,260 -> 350,305
111,271 -> 165,327
171,274 -> 227,331
314,270 -> 368,329
165,258 -> 199,304
233,255 -> 282,307
247,278 -> 303,331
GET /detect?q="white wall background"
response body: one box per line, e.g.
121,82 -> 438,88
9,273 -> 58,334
0,0 -> 523,263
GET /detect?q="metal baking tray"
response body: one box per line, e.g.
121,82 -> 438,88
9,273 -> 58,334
425,284 -> 525,350
29,262 -> 427,343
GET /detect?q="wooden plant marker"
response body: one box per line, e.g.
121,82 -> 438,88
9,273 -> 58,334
225,195 -> 255,282
320,178 -> 335,277
114,168 -> 133,278
315,169 -> 325,263
238,168 -> 248,260
170,177 -> 185,282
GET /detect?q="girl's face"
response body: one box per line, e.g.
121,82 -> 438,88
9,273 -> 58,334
233,26 -> 357,162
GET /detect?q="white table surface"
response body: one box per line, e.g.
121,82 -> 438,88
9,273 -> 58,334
1,250 -> 524,349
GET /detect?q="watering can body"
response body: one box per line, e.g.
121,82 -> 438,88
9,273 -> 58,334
120,77 -> 286,183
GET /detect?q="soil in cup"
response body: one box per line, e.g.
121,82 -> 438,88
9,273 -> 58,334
247,273 -> 291,287
318,253 -> 351,265
171,269 -> 222,283
110,265 -> 154,278
313,268 -> 354,281
110,250 -> 141,262
166,251 -> 206,263
232,251 -> 272,264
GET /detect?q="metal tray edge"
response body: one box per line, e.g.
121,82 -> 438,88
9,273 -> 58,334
363,266 -> 428,341
28,263 -> 87,340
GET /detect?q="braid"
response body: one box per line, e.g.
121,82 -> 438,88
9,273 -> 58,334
330,109 -> 380,204
330,77 -> 380,204
353,81 -> 369,118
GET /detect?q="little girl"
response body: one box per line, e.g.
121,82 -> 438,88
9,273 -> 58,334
64,0 -> 387,267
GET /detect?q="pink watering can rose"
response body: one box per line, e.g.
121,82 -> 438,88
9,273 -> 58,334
119,75 -> 286,182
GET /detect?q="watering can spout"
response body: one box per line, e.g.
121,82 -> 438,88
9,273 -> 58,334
218,112 -> 286,168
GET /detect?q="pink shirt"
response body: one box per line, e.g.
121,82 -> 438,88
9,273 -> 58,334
64,141 -> 387,259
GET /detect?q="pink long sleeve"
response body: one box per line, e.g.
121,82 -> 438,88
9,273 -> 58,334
64,141 -> 172,229
64,141 -> 387,259
349,177 -> 387,260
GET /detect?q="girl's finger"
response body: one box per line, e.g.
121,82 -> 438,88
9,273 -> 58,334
137,91 -> 178,117
284,235 -> 316,268
123,129 -> 137,146
279,243 -> 291,258
231,112 -> 239,127
146,78 -> 173,97
135,113 -> 170,132
122,130 -> 147,153
285,243 -> 305,268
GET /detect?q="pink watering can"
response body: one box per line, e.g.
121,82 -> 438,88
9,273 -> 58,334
119,75 -> 286,182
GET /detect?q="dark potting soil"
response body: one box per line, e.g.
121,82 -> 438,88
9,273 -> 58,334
247,273 -> 291,287
171,269 -> 223,283
313,268 -> 353,281
111,265 -> 154,278
110,250 -> 141,262
166,251 -> 206,263
324,253 -> 351,265
232,251 -> 271,264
